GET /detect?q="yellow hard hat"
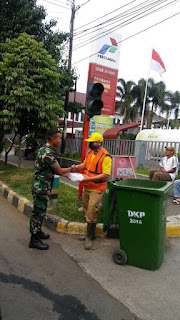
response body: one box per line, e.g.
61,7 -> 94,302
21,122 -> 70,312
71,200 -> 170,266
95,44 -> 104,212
85,132 -> 103,142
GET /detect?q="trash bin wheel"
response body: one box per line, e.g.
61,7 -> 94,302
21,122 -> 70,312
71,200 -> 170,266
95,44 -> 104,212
112,249 -> 127,265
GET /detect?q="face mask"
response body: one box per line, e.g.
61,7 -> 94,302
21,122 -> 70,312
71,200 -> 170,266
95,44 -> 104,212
89,142 -> 101,150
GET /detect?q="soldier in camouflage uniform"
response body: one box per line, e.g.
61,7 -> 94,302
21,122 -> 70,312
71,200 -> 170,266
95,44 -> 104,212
29,129 -> 72,250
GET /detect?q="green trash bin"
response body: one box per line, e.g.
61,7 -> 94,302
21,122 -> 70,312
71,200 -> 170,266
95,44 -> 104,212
104,179 -> 173,271
103,178 -> 122,238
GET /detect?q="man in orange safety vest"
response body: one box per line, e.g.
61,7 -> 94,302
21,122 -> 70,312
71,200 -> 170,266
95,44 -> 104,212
72,132 -> 112,250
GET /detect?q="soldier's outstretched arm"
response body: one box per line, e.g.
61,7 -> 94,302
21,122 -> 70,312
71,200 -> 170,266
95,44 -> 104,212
53,165 -> 71,176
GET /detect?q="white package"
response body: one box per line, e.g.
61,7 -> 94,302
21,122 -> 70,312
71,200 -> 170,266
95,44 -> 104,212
68,173 -> 84,182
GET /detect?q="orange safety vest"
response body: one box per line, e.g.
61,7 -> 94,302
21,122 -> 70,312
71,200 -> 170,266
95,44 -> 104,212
83,148 -> 111,191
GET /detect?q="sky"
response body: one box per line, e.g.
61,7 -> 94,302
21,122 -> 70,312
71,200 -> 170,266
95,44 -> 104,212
37,0 -> 180,98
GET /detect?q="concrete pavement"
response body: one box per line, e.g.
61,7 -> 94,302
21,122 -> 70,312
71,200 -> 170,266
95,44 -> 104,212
1,153 -> 180,320
0,193 -> 180,320
1,195 -> 137,320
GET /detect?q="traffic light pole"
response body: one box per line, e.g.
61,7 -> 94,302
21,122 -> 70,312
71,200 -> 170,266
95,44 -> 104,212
77,79 -> 104,199
78,112 -> 89,199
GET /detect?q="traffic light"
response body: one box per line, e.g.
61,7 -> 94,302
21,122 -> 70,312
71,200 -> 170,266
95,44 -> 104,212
86,82 -> 104,118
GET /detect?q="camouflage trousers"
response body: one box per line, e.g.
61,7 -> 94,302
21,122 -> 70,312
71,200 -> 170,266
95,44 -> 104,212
30,192 -> 49,235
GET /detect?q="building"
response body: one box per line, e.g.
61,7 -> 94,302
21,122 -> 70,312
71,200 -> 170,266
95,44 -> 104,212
58,91 -> 167,136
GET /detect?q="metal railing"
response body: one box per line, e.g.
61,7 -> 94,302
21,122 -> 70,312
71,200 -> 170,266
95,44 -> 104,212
57,137 -> 136,157
103,139 -> 135,156
144,141 -> 180,168
56,137 -> 180,169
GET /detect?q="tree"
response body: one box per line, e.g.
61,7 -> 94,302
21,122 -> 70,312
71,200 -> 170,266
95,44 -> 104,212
0,0 -> 69,63
115,78 -> 136,123
131,78 -> 171,128
170,91 -> 180,120
0,33 -> 64,167
132,78 -> 148,127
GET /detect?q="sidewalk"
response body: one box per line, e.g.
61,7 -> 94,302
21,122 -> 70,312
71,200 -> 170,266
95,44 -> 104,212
1,153 -> 180,320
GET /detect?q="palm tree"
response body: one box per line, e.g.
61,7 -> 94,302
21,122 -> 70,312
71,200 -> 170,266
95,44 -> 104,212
133,78 -> 171,128
131,78 -> 146,118
170,91 -> 180,120
115,78 -> 136,123
147,79 -> 165,128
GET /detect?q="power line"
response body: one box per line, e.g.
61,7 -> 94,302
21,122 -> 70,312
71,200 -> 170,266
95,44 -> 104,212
62,0 -> 171,57
48,0 -> 70,5
72,11 -> 180,65
74,0 -> 153,36
74,0 -> 137,31
41,0 -> 70,9
72,0 -> 175,52
74,0 -> 167,41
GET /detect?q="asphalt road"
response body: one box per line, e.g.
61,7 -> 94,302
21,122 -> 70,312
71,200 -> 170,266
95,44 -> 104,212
0,195 -> 139,320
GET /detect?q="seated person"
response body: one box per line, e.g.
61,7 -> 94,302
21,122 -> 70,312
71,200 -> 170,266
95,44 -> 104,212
173,179 -> 180,205
149,146 -> 179,181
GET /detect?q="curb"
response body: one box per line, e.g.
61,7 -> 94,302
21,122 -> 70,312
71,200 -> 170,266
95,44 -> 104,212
1,181 -> 180,238
0,181 -> 106,237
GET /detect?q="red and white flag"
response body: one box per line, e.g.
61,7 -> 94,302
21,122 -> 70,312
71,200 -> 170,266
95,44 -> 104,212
151,49 -> 166,75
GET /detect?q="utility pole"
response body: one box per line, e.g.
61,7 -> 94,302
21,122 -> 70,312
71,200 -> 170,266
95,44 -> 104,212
61,0 -> 76,154
61,0 -> 90,154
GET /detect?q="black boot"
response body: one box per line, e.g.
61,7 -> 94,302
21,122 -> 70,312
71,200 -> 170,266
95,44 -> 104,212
37,230 -> 50,240
79,224 -> 96,241
84,223 -> 96,250
29,234 -> 49,250
91,223 -> 96,240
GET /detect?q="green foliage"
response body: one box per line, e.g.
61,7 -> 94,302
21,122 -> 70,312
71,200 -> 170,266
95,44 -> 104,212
177,153 -> 180,162
0,162 -> 87,222
135,168 -> 149,176
62,153 -> 81,161
115,78 -> 136,123
120,132 -> 136,140
0,33 -> 64,139
116,77 -> 180,127
0,0 -> 46,42
0,128 -> 4,153
0,0 -> 69,64
170,119 -> 180,129
67,102 -> 84,113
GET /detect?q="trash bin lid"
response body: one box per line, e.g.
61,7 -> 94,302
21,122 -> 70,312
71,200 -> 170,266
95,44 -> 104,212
112,179 -> 173,195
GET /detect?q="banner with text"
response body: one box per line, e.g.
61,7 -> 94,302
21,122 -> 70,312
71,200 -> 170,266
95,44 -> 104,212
88,30 -> 121,115
89,115 -> 114,136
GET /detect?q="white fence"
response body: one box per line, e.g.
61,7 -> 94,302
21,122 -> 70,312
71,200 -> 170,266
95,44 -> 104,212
58,137 -> 180,169
144,141 -> 180,168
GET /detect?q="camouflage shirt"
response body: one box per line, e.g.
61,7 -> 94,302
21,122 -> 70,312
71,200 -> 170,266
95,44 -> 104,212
32,143 -> 59,194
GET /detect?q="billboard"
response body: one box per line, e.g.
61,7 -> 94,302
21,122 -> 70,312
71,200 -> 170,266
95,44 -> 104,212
88,30 -> 121,115
89,115 -> 114,136
89,30 -> 121,70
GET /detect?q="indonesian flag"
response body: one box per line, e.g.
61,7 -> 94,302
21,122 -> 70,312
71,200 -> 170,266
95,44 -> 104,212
151,49 -> 166,75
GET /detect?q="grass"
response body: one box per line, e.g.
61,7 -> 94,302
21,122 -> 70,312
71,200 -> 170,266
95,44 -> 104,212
135,168 -> 149,176
0,161 -> 103,223
0,162 -> 33,201
135,167 -> 180,179
57,153 -> 81,162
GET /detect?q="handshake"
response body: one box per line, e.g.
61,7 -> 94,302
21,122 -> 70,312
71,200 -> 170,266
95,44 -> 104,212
70,164 -> 80,173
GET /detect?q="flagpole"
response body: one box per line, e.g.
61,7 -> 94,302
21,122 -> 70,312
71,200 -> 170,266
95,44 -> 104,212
167,111 -> 171,129
140,78 -> 148,131
140,49 -> 152,131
